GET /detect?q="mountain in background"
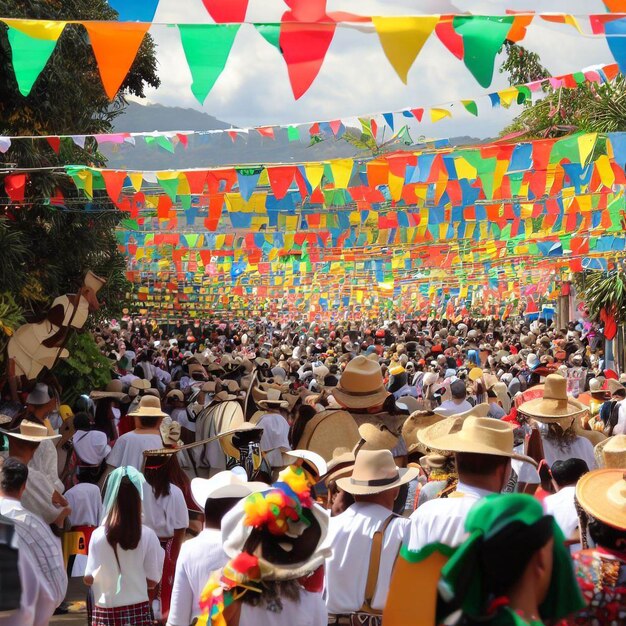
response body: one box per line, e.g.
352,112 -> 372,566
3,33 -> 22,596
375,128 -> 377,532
101,101 -> 483,170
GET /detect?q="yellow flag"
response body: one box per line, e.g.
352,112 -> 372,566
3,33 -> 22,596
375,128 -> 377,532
304,163 -> 324,190
330,159 -> 354,189
4,18 -> 66,40
430,108 -> 452,123
129,172 -> 143,192
373,16 -> 439,83
577,133 -> 597,166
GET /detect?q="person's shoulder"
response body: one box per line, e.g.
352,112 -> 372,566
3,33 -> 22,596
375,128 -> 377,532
141,524 -> 161,542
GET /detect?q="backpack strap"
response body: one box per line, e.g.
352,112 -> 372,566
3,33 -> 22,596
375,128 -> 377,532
360,514 -> 397,614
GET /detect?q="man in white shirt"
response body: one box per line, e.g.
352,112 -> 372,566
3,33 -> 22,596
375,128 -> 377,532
435,379 -> 473,417
167,471 -> 266,626
0,457 -> 67,618
543,458 -> 589,546
324,449 -> 418,621
106,395 -> 166,471
407,416 -> 537,551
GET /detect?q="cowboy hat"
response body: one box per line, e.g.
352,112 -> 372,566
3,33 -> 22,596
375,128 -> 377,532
594,435 -> 626,469
283,450 -> 328,480
358,422 -> 399,452
517,374 -> 586,422
257,388 -> 289,410
190,470 -> 267,509
0,420 -> 60,442
336,449 -> 418,495
402,410 -> 446,454
220,422 -> 264,459
214,390 -> 237,403
322,447 -> 356,485
434,402 -> 491,419
576,469 -> 626,530
333,355 -> 390,409
419,416 -> 537,466
128,395 -> 168,418
606,379 -> 626,395
467,368 -> 483,382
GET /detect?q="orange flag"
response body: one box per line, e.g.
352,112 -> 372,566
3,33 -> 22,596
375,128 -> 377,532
84,22 -> 150,100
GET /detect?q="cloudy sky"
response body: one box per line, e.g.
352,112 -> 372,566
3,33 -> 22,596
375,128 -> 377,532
137,0 -> 613,139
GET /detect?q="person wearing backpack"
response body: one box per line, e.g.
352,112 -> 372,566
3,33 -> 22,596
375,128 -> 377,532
0,458 -> 57,626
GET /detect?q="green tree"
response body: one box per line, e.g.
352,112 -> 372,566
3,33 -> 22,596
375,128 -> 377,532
500,42 -> 551,87
0,0 -> 159,383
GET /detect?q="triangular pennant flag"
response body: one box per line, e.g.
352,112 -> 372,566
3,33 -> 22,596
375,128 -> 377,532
84,22 -> 149,100
236,168 -> 262,201
435,17 -> 464,60
108,0 -> 159,21
201,0 -> 249,22
4,173 -> 27,202
430,108 -> 452,122
255,23 -> 281,51
605,17 -> 626,75
411,108 -> 424,122
382,112 -> 395,130
102,170 -> 127,204
46,137 -> 61,153
178,25 -> 240,104
372,16 -> 439,83
453,16 -> 515,88
304,163 -> 325,190
461,100 -> 478,116
267,166 -> 297,200
279,21 -> 336,99
5,20 -> 66,96
605,0 -> 626,10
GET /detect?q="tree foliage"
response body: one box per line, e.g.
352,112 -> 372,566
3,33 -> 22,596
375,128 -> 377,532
572,270 -> 626,324
0,1 -> 159,388
499,42 -> 551,87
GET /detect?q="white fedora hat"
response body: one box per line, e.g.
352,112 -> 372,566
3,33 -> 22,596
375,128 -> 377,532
190,470 -> 267,509
0,420 -> 60,442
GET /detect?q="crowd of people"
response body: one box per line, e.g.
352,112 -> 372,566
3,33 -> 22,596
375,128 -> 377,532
0,312 -> 625,626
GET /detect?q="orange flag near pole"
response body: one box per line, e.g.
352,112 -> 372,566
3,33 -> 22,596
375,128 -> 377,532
84,22 -> 150,100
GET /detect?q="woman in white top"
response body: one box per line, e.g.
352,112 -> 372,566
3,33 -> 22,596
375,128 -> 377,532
72,412 -> 111,483
142,451 -> 189,623
84,466 -> 164,626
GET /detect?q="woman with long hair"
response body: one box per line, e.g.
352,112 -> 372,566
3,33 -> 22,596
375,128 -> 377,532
93,397 -> 118,444
142,451 -> 189,624
84,466 -> 164,626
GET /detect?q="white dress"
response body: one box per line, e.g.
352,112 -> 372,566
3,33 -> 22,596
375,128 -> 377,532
142,484 -> 189,539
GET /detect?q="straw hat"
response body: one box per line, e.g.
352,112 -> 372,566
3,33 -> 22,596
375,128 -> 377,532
402,411 -> 446,454
336,449 -> 418,495
190,470 -> 267,509
128,395 -> 168,418
419,416 -> 536,466
257,388 -> 289,410
0,420 -> 60,442
517,374 -> 586,422
323,447 -> 356,485
358,423 -> 399,452
606,379 -> 626,395
220,422 -> 264,459
468,368 -> 483,382
333,355 -> 390,409
160,417 -> 182,447
166,389 -> 185,403
491,381 -> 512,414
131,378 -> 151,391
0,415 -> 12,427
576,469 -> 626,530
434,402 -> 491,419
283,450 -> 328,480
214,390 -> 237,403
594,435 -> 626,469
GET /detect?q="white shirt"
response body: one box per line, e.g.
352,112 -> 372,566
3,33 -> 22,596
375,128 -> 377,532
512,443 -> 540,485
324,502 -> 408,614
544,486 -> 579,540
30,439 -> 64,493
20,465 -> 59,524
142,484 -> 189,538
65,483 -> 102,527
240,591 -> 327,626
0,529 -> 56,626
73,430 -> 111,465
167,528 -> 227,626
0,497 -> 67,607
106,431 -> 164,470
407,482 -> 494,551
85,525 -> 164,608
614,400 -> 626,435
435,399 -> 473,417
541,436 -> 596,471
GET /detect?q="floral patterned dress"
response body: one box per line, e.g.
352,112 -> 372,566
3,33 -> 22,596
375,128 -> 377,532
568,548 -> 626,625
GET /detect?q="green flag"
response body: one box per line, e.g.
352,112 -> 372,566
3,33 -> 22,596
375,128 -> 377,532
178,24 -> 240,104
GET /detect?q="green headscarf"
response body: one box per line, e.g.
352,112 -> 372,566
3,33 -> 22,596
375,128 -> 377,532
439,493 -> 585,622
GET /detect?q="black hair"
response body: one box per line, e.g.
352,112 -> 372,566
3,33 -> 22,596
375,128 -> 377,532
588,516 -> 626,552
288,404 -> 317,448
551,458 -> 589,487
0,457 -> 28,494
613,388 -> 626,399
139,415 -> 159,428
73,411 -> 92,431
456,452 -> 510,476
204,497 -> 240,528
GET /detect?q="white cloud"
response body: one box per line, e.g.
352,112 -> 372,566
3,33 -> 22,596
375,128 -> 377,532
137,0 -> 611,140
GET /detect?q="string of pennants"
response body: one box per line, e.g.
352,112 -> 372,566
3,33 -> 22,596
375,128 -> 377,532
6,13 -> 626,103
0,62 -> 618,156
4,131 -> 626,314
